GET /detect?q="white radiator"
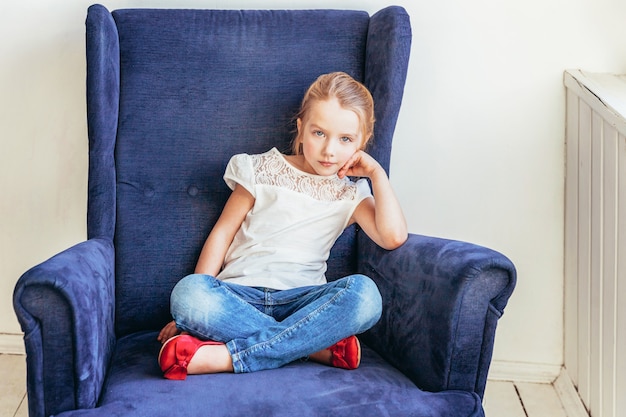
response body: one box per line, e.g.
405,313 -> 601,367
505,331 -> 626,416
564,69 -> 626,417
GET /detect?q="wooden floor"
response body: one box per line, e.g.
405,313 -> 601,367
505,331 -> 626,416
0,353 -> 574,417
1,355 -> 27,417
484,379 -> 570,417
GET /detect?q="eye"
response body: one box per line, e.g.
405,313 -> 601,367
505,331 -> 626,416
340,136 -> 353,143
314,130 -> 325,137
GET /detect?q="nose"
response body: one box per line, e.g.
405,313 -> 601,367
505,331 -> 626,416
321,138 -> 335,156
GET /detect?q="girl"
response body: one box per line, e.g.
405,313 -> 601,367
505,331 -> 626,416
157,72 -> 407,379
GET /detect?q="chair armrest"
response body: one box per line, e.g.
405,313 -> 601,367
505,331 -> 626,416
13,238 -> 116,417
357,232 -> 516,398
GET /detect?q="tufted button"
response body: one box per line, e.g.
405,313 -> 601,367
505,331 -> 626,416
187,186 -> 199,196
144,189 -> 155,197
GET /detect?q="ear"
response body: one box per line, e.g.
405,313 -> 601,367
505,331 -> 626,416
295,118 -> 304,147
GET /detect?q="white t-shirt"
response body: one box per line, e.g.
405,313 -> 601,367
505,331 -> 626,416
215,147 -> 372,290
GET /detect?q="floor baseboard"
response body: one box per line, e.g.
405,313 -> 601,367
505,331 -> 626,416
488,360 -> 562,383
489,360 -> 589,417
0,333 -> 25,355
553,368 -> 590,417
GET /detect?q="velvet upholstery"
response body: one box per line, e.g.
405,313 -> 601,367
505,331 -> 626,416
13,4 -> 516,417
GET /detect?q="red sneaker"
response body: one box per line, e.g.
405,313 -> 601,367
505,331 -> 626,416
329,335 -> 361,370
158,334 -> 223,380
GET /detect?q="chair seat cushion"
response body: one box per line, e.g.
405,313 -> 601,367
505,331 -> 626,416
57,331 -> 483,417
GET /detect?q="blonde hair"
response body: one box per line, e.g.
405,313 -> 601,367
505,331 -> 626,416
291,72 -> 375,155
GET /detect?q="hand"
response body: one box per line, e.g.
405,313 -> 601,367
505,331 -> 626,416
337,150 -> 383,179
157,320 -> 181,343
345,150 -> 408,250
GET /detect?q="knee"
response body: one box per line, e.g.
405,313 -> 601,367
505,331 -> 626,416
170,274 -> 217,318
171,274 -> 206,302
350,275 -> 383,331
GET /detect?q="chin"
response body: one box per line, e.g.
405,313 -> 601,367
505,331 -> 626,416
316,168 -> 338,176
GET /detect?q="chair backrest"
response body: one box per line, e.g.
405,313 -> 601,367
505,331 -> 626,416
85,4 -> 411,336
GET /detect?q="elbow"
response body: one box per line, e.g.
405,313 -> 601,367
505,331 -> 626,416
381,232 -> 408,251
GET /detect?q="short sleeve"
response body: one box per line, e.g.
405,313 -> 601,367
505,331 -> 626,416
355,178 -> 373,202
223,153 -> 255,197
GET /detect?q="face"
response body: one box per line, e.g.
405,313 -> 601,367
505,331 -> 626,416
296,98 -> 363,176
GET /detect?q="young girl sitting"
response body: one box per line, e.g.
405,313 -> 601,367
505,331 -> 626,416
157,71 -> 408,379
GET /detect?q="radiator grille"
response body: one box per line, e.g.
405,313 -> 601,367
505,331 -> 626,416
564,70 -> 626,417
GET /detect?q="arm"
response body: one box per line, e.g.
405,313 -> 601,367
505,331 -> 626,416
340,150 -> 408,250
195,184 -> 255,275
158,184 -> 254,342
357,232 -> 516,398
13,238 -> 116,417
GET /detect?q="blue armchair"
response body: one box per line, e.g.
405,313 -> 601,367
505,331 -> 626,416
13,4 -> 516,417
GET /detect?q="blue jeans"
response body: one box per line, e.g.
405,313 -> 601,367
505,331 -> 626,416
170,274 -> 382,373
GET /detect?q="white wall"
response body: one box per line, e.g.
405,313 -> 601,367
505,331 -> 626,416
2,0 -> 626,377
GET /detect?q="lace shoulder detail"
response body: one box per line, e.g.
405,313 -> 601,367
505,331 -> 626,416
251,149 -> 359,202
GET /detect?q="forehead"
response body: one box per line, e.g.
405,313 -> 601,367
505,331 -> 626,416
304,98 -> 361,135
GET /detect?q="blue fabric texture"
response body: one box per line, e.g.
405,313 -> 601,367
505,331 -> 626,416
357,233 -> 516,399
12,4 -> 516,417
55,332 -> 485,417
86,4 -> 118,241
13,239 -> 116,415
110,6 -> 375,337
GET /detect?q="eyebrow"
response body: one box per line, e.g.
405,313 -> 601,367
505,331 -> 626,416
309,123 -> 359,138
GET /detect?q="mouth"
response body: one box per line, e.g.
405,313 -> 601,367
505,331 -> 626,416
319,161 -> 335,168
